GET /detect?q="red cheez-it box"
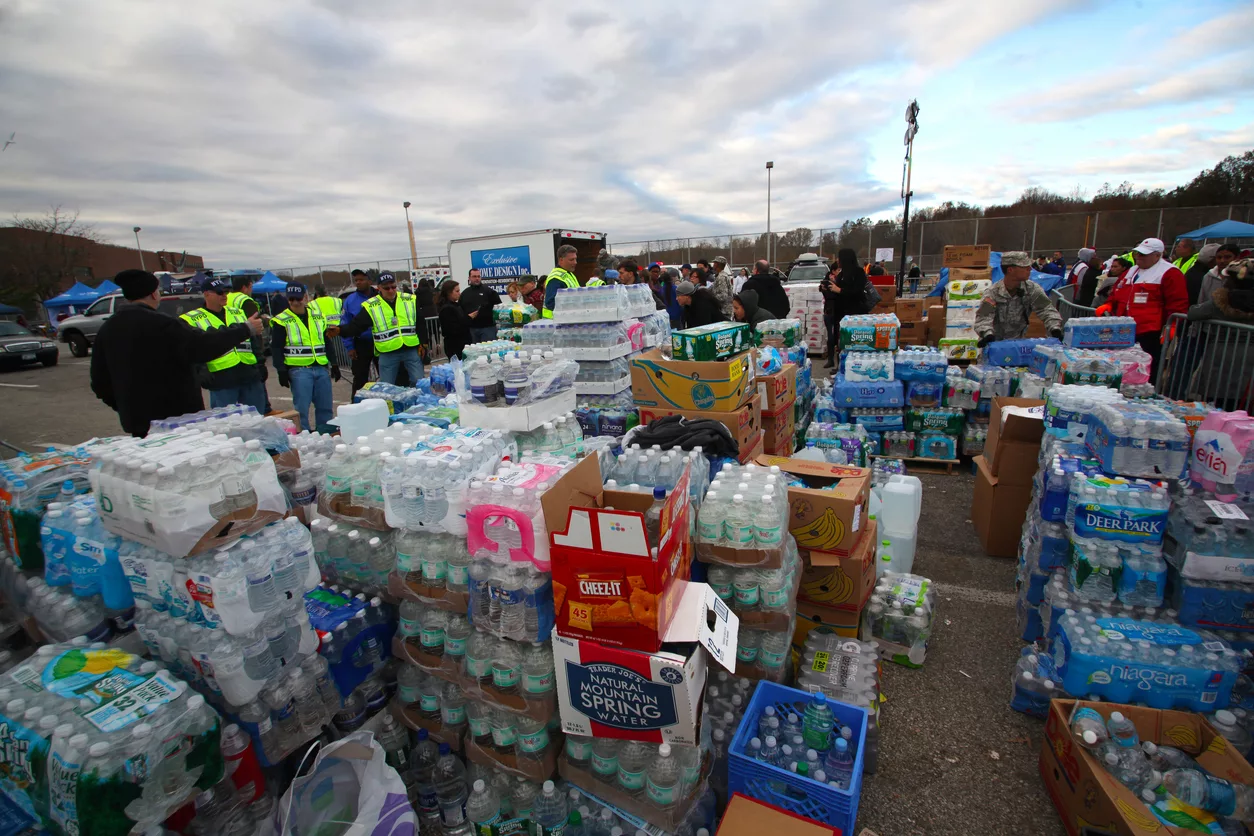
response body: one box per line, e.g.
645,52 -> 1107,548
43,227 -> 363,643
550,464 -> 692,653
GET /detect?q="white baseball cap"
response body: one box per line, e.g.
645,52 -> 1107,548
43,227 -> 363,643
1133,237 -> 1165,255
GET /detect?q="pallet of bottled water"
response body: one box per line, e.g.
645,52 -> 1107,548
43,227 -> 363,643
1053,615 -> 1242,709
1086,402 -> 1190,479
1,642 -> 225,835
982,337 -> 1061,368
1063,315 -> 1137,349
728,682 -> 867,834
88,431 -> 287,558
552,284 -> 657,323
795,632 -> 882,774
861,572 -> 936,667
695,462 -> 791,566
520,321 -> 638,360
1044,385 -> 1124,441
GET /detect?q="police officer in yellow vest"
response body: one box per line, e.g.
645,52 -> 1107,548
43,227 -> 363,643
541,244 -> 581,318
180,277 -> 268,414
586,268 -> 614,288
227,274 -> 261,318
312,287 -> 343,321
338,271 -> 424,384
271,283 -> 340,432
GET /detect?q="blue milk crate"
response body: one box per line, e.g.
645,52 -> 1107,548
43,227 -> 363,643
728,681 -> 868,834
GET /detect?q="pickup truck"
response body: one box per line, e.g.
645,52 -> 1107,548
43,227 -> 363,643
57,292 -> 203,356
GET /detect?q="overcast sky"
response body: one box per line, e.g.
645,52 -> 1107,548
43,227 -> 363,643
1,0 -> 1251,268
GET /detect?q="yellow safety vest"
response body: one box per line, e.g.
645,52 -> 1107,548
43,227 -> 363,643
180,307 -> 256,372
362,293 -> 420,353
586,278 -> 605,287
1174,254 -> 1198,275
312,295 -> 343,321
226,291 -> 252,314
541,268 -> 579,318
272,308 -> 329,366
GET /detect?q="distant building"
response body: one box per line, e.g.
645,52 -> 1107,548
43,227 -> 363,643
0,227 -> 205,296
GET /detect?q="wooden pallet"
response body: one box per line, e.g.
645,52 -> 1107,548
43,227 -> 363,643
869,453 -> 962,474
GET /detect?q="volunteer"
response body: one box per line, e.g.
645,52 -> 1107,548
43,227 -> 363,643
271,283 -> 340,432
90,269 -> 263,437
1172,238 -> 1198,276
227,273 -> 261,318
338,271 -> 424,385
974,251 -> 1063,345
341,269 -> 377,397
1100,237 -> 1189,377
312,287 -> 343,321
180,276 -> 267,414
542,244 -> 580,318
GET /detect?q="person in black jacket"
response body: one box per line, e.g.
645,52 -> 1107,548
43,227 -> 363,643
741,260 -> 790,318
90,269 -> 262,437
821,248 -> 871,365
733,289 -> 773,327
675,281 -> 723,328
437,279 -> 473,360
460,268 -> 502,343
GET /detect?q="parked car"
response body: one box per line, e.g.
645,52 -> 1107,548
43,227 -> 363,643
0,321 -> 59,369
57,292 -> 203,357
786,252 -> 830,283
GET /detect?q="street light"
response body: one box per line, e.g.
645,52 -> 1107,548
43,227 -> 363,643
765,161 -> 774,267
898,100 -> 920,295
132,226 -> 146,271
402,202 -> 419,272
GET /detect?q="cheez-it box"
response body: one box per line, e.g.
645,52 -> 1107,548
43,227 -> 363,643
550,458 -> 693,653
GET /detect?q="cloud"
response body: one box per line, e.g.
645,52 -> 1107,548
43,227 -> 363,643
0,0 -> 1230,268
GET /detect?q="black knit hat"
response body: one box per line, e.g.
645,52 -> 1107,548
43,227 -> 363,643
115,269 -> 160,300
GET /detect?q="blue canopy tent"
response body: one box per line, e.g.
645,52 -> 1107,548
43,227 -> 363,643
1176,219 -> 1254,240
251,271 -> 289,293
927,251 -> 1064,297
43,281 -> 103,316
94,279 -> 120,296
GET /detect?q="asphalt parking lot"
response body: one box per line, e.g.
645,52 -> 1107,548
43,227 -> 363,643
0,343 -> 1067,836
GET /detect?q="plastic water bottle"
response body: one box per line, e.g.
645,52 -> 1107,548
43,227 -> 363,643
645,487 -> 667,545
617,742 -> 651,796
433,743 -> 469,828
646,743 -> 680,811
467,780 -> 502,831
533,780 -> 567,835
725,495 -> 754,548
592,738 -> 620,784
1163,769 -> 1254,818
803,692 -> 835,752
824,737 -> 854,789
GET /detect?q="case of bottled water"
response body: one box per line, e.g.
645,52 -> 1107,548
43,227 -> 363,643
552,284 -> 656,323
520,321 -> 637,359
842,351 -> 895,383
942,367 -> 980,410
1063,316 -> 1137,349
904,406 -> 964,435
860,572 -> 936,667
982,337 -> 1061,368
1052,349 -> 1125,387
149,405 -> 293,453
1086,402 -> 1191,479
825,375 -> 905,408
0,642 -> 225,836
1172,577 -> 1254,633
882,431 -> 916,458
0,446 -> 95,572
964,364 -> 1013,399
695,462 -> 791,566
838,314 -> 899,351
894,346 -> 947,382
961,424 -> 987,457
916,432 -> 958,461
89,430 -> 288,558
1044,385 -> 1124,441
1052,616 -> 1241,710
850,408 -> 904,432
1010,645 -> 1071,718
756,318 -> 803,348
801,424 -> 874,467
1015,371 -> 1047,399
1163,492 -> 1254,581
904,379 -> 942,408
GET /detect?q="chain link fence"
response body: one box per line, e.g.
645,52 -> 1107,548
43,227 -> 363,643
265,255 -> 451,295
609,204 -> 1254,276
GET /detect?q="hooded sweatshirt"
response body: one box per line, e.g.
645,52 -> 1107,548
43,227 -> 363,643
735,289 -> 773,326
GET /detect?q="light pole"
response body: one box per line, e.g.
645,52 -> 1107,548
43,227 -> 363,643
403,202 -> 419,273
132,226 -> 146,271
765,161 -> 774,267
898,100 -> 919,295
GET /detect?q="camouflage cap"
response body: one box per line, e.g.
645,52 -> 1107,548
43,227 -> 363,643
1001,251 -> 1031,268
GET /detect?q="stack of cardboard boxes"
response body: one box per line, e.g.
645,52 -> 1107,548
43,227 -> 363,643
787,283 -> 827,357
939,245 -> 992,361
971,397 -> 1045,557
894,298 -> 924,346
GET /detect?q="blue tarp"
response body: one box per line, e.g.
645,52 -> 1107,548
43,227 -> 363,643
43,281 -> 103,311
1176,220 -> 1254,240
927,251 -> 1063,297
251,271 -> 289,293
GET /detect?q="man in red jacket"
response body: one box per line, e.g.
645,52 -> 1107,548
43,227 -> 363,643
1100,237 -> 1188,378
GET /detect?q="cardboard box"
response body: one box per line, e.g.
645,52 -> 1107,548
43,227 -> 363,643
897,321 -> 924,345
894,299 -> 924,321
638,394 -> 762,452
985,397 -> 1046,486
761,397 -> 796,456
942,244 -> 991,269
972,454 -> 1032,558
738,432 -> 764,464
1040,699 -> 1254,836
717,794 -> 839,836
1026,312 -> 1048,338
552,583 -> 738,745
793,606 -> 862,642
672,322 -> 753,361
631,348 -> 756,412
756,364 -> 798,411
926,305 -> 945,345
550,456 -> 692,652
754,455 -> 871,557
947,266 -> 993,283
873,285 -> 897,309
798,519 -> 877,613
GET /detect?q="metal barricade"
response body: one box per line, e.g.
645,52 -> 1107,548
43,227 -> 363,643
423,316 -> 446,363
1157,313 -> 1254,412
1050,286 -> 1097,323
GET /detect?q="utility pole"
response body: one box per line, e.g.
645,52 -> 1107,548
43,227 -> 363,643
898,100 -> 919,296
133,227 -> 145,271
766,161 -> 774,267
403,202 -> 419,272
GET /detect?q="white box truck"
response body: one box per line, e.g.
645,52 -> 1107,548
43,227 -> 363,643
446,229 -> 608,293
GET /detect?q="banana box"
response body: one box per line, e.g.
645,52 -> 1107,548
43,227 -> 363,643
797,519 -> 877,614
753,455 -> 871,558
1041,699 -> 1254,836
631,348 -> 757,412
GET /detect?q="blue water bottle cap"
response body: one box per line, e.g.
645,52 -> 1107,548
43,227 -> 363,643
439,742 -> 451,755
417,728 -> 429,740
653,487 -> 666,500
811,691 -> 827,706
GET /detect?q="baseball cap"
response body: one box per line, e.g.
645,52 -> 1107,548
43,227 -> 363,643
285,283 -> 307,298
681,263 -> 692,270
1133,238 -> 1165,255
203,277 -> 230,294
378,272 -> 397,285
675,280 -> 696,296
649,262 -> 662,270
713,255 -> 727,265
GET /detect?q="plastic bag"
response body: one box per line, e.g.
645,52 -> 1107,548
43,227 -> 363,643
276,731 -> 416,836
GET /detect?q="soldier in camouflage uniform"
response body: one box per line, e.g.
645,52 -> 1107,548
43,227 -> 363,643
975,250 -> 1063,346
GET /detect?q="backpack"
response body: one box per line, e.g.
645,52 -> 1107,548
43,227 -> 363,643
862,277 -> 881,311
